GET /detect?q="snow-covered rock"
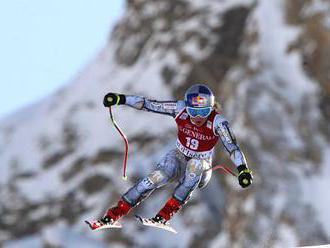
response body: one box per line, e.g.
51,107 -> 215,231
1,0 -> 329,247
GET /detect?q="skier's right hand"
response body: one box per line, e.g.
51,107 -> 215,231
103,93 -> 126,107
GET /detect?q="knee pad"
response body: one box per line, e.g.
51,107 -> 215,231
186,159 -> 204,178
173,160 -> 204,203
136,170 -> 167,191
124,170 -> 168,206
148,170 -> 168,186
186,159 -> 212,189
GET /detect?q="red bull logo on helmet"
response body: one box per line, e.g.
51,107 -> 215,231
192,96 -> 207,106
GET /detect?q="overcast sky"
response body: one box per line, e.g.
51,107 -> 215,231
0,0 -> 124,119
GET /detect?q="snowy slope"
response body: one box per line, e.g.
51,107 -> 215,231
1,0 -> 330,247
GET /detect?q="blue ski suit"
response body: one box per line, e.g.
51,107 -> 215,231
120,95 -> 248,205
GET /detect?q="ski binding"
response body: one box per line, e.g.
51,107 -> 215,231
85,220 -> 122,230
135,215 -> 177,234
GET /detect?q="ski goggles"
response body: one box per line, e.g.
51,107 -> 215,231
186,107 -> 212,118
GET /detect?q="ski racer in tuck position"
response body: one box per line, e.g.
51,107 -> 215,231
89,84 -> 253,229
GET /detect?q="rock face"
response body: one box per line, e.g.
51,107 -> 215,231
0,0 -> 329,247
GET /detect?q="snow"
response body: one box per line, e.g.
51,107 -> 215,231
241,195 -> 255,214
274,223 -> 298,248
301,147 -> 330,236
41,222 -> 110,248
180,37 -> 208,60
210,232 -> 230,248
16,171 -> 62,202
301,0 -> 330,19
4,235 -> 43,248
298,246 -> 330,248
141,0 -> 169,18
220,1 -> 330,247
189,0 -> 254,11
3,222 -> 113,248
256,0 -> 318,106
1,0 -> 330,247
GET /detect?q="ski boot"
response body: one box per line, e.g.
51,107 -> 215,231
86,198 -> 132,230
152,197 -> 183,224
102,198 -> 132,223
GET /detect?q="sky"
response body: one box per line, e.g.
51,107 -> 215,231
0,0 -> 124,119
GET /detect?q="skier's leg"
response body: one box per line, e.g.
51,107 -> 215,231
154,158 -> 211,223
122,169 -> 171,206
102,170 -> 170,223
122,149 -> 184,205
173,158 -> 210,203
103,149 -> 182,222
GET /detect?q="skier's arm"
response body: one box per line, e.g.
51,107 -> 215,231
103,92 -> 185,117
214,115 -> 253,188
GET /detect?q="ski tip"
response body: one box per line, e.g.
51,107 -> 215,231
135,215 -> 142,221
84,220 -> 123,230
84,220 -> 93,229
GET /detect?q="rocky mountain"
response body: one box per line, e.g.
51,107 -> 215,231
1,0 -> 330,247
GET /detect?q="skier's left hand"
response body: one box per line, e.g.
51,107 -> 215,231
237,165 -> 253,188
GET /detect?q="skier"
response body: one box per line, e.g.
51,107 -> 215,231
89,84 -> 253,229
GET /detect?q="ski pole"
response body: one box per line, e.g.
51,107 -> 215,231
212,164 -> 237,177
108,106 -> 129,180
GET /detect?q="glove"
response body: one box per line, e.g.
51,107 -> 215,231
237,164 -> 253,188
103,93 -> 126,107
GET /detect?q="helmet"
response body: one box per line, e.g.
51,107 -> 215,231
184,84 -> 215,118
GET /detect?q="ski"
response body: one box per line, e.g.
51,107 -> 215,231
85,220 -> 122,231
135,215 -> 177,234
